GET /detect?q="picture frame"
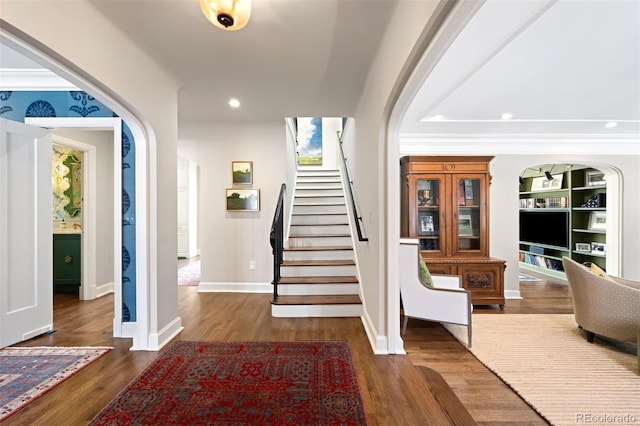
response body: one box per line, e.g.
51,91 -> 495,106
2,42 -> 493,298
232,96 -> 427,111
232,161 -> 253,185
588,211 -> 606,231
585,170 -> 606,187
591,242 -> 606,255
530,174 -> 563,192
575,243 -> 591,253
458,214 -> 473,236
226,188 -> 260,211
418,211 -> 438,236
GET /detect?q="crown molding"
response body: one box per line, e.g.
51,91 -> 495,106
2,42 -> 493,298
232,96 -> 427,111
399,133 -> 640,155
0,68 -> 78,91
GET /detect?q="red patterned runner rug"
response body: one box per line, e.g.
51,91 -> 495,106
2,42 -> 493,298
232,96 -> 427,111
91,340 -> 367,425
0,346 -> 113,421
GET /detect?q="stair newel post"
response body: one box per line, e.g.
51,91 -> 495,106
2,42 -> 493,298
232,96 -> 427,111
271,183 -> 286,301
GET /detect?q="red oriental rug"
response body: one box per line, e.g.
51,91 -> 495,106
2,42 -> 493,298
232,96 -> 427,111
90,340 -> 367,425
0,346 -> 112,422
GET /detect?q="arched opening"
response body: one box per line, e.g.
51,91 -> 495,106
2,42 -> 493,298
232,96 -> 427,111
518,163 -> 621,278
0,29 -> 154,350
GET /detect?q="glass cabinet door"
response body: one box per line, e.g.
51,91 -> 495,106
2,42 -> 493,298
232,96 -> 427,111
455,177 -> 482,252
416,178 -> 442,254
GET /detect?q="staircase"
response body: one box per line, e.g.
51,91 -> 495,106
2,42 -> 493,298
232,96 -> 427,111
271,169 -> 362,317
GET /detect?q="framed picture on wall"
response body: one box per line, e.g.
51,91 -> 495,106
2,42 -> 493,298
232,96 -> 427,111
232,161 -> 253,185
226,188 -> 260,211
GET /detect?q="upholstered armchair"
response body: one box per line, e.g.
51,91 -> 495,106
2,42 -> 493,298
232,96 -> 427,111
562,256 -> 640,344
400,239 -> 473,347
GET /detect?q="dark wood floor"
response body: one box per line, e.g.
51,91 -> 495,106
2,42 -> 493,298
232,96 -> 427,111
6,270 -> 572,425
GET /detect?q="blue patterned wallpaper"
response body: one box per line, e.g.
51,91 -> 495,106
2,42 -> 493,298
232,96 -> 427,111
0,90 -> 137,321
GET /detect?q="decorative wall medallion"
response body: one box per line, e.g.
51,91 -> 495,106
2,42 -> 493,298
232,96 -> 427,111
69,91 -> 100,117
26,100 -> 56,117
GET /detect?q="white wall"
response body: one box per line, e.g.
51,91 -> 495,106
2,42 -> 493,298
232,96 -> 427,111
350,1 -> 441,353
54,129 -> 114,290
178,122 -> 286,288
1,0 -> 181,348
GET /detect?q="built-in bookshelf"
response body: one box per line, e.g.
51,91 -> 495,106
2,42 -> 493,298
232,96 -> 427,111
519,165 -> 607,278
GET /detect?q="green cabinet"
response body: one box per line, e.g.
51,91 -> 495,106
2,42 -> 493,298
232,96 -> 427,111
53,233 -> 81,294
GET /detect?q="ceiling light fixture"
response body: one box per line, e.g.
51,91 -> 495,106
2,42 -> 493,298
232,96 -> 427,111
200,0 -> 251,31
229,98 -> 240,108
500,113 -> 513,120
604,121 -> 618,128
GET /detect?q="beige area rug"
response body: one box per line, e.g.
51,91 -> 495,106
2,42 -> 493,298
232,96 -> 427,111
446,314 -> 639,426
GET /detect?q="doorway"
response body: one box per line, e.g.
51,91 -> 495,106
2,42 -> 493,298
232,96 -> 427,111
26,117 -> 122,326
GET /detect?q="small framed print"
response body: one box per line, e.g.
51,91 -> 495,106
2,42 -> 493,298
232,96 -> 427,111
458,214 -> 473,236
591,242 -> 606,255
585,170 -> 606,187
575,243 -> 591,253
418,211 -> 438,236
232,161 -> 253,185
226,188 -> 260,211
531,174 -> 563,192
588,211 -> 606,231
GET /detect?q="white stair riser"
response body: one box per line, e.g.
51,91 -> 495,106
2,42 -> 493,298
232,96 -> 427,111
296,176 -> 342,186
294,196 -> 345,204
277,283 -> 360,296
283,250 -> 354,261
271,304 -> 362,318
292,205 -> 347,214
288,236 -> 352,247
281,265 -> 356,276
295,189 -> 344,197
297,170 -> 340,177
290,224 -> 350,235
290,214 -> 348,225
296,182 -> 343,190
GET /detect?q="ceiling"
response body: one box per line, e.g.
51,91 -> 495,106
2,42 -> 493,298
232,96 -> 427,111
1,0 -> 639,138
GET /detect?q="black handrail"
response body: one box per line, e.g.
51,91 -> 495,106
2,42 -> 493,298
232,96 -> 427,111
270,183 -> 286,300
337,132 -> 368,242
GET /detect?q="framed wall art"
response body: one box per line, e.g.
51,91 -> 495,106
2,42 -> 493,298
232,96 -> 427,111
226,188 -> 260,211
232,161 -> 253,185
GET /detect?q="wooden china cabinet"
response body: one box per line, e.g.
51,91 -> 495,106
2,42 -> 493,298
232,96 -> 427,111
400,156 -> 505,307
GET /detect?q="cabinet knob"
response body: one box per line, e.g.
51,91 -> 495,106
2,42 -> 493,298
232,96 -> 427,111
64,255 -> 73,264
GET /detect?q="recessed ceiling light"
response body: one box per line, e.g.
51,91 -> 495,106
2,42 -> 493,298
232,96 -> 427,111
500,113 -> 513,120
431,114 -> 444,120
229,98 -> 240,108
604,121 -> 617,128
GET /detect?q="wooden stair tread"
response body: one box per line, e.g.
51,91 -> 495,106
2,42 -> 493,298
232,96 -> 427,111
284,246 -> 353,251
282,259 -> 355,266
272,295 -> 361,305
279,276 -> 359,284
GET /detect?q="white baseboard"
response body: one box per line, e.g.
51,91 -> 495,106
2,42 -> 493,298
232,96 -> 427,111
505,289 -> 522,299
95,282 -> 114,298
197,282 -> 272,293
148,316 -> 184,351
121,321 -> 137,338
360,308 -> 390,355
